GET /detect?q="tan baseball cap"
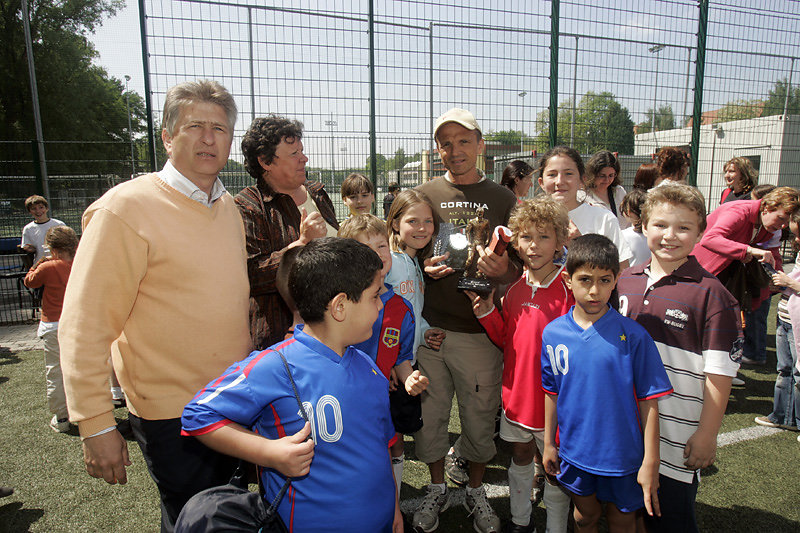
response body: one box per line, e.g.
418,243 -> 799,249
434,108 -> 482,138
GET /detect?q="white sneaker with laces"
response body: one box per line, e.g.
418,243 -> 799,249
412,485 -> 450,532
464,484 -> 501,533
49,414 -> 70,433
445,447 -> 469,486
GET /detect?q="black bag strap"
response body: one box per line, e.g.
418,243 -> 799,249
264,349 -> 309,517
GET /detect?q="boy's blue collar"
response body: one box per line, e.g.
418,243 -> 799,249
292,324 -> 352,365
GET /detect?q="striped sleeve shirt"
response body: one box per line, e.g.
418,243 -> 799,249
617,256 -> 742,483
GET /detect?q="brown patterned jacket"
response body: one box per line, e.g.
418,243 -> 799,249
235,180 -> 339,350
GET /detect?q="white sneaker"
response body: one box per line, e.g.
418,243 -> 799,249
49,414 -> 70,433
464,485 -> 501,533
413,485 -> 450,532
731,376 -> 745,386
445,448 -> 469,486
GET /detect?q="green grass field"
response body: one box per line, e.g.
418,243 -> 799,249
1,332 -> 799,532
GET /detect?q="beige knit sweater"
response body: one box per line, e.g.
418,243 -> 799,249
60,173 -> 251,437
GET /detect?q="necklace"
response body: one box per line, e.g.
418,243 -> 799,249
529,263 -> 560,285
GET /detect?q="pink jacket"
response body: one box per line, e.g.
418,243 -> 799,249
693,200 -> 779,276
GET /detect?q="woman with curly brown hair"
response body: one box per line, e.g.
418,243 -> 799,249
236,114 -> 339,350
654,146 -> 690,186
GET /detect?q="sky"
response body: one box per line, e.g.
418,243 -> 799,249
88,0 -> 800,169
92,1 -> 145,96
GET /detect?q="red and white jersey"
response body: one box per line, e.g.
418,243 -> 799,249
479,267 -> 573,430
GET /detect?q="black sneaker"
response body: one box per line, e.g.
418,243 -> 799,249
504,519 -> 536,533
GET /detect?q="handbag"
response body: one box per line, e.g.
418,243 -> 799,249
389,382 -> 423,434
175,350 -> 307,533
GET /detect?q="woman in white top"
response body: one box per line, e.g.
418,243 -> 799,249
584,150 -> 630,229
537,146 -> 632,271
619,188 -> 651,267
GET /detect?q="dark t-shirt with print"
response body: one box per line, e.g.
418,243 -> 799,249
417,176 -> 516,333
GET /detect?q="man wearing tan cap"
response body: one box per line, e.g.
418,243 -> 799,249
412,108 -> 517,533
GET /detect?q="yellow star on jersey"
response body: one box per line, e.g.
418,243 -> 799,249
620,333 -> 627,342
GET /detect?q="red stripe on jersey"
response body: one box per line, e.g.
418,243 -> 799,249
638,388 -> 673,401
375,295 -> 406,378
180,418 -> 233,436
632,384 -> 643,433
243,338 -> 296,377
270,403 -> 287,438
289,485 -> 296,531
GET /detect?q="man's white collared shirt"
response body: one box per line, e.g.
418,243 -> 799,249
158,160 -> 227,207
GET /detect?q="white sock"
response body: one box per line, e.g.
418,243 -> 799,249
508,460 -> 534,526
465,484 -> 484,496
429,482 -> 446,494
543,480 -> 571,533
392,454 -> 404,496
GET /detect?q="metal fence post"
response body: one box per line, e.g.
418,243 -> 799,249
688,0 -> 709,187
429,22 -> 435,180
30,140 -> 43,196
549,0 -> 560,148
368,0 -> 377,190
139,0 -> 157,172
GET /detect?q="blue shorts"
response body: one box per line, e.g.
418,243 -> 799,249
557,460 -> 644,513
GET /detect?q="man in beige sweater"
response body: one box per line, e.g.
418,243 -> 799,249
59,80 -> 251,532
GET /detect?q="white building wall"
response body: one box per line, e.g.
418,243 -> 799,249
635,115 -> 798,211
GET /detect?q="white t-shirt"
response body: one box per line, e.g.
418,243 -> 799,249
621,227 -> 650,267
21,218 -> 66,264
586,186 -> 630,230
569,202 -> 633,263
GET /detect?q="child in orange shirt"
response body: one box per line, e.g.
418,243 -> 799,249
24,225 -> 78,433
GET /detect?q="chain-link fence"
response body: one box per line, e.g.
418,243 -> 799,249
134,0 -> 799,210
2,1 -> 799,322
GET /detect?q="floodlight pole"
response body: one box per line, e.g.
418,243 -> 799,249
125,75 -> 136,177
570,36 -> 578,147
518,91 -> 527,152
325,115 -> 337,184
649,44 -> 665,150
784,58 -> 795,117
21,0 -> 49,201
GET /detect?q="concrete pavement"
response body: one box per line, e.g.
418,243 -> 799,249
0,323 -> 41,352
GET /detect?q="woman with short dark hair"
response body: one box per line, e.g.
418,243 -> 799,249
500,160 -> 534,201
236,114 -> 339,350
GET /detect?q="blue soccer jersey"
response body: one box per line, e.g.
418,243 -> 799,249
182,325 -> 396,533
541,307 -> 672,476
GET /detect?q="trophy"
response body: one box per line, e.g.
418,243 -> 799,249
431,209 -> 512,295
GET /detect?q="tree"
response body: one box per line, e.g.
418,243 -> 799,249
715,99 -> 763,123
364,153 -> 388,174
485,130 -> 524,146
636,105 -> 676,133
535,92 -> 635,154
0,0 -> 146,176
762,78 -> 800,117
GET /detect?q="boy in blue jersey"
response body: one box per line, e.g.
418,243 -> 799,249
338,214 -> 429,495
541,234 -> 672,532
182,237 -> 403,532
